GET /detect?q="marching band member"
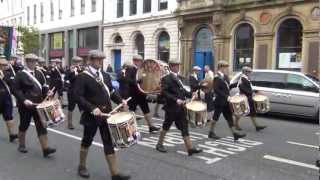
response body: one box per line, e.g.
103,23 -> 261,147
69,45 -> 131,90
37,57 -> 51,84
208,61 -> 246,141
64,56 -> 84,130
234,66 -> 267,131
49,58 -> 64,102
0,57 -> 18,142
117,63 -> 130,99
189,66 -> 201,93
74,50 -> 130,180
156,59 -> 203,156
125,55 -> 160,133
13,54 -> 56,157
204,65 -> 214,81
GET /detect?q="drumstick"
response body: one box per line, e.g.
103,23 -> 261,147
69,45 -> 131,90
100,97 -> 132,117
44,87 -> 56,101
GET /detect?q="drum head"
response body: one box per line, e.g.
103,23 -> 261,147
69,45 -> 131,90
186,101 -> 207,112
107,112 -> 135,124
253,95 -> 268,102
230,95 -> 246,103
37,100 -> 56,109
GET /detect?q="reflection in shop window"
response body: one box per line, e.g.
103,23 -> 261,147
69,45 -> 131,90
135,34 -> 144,59
277,19 -> 303,70
234,23 -> 254,71
78,27 -> 98,49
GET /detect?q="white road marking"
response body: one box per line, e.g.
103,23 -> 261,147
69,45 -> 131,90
263,155 -> 319,170
287,141 -> 318,149
30,123 -> 104,148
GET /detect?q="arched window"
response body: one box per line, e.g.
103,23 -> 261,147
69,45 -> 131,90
277,19 -> 303,70
135,33 -> 144,58
234,23 -> 254,71
114,35 -> 123,44
158,31 -> 170,62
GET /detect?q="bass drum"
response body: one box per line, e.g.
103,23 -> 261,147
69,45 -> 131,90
137,59 -> 170,94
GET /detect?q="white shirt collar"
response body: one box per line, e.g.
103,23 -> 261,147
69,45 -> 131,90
89,66 -> 100,75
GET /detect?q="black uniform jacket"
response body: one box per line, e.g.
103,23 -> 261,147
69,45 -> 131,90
161,73 -> 192,113
13,69 -> 49,108
213,73 -> 231,107
73,69 -> 122,126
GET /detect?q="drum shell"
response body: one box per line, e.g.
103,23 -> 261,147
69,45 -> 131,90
253,95 -> 270,114
107,112 -> 140,148
36,100 -> 65,127
229,95 -> 250,117
186,101 -> 207,128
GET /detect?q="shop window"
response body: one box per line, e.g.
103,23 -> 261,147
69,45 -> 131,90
78,27 -> 99,49
135,34 -> 145,58
158,31 -> 170,62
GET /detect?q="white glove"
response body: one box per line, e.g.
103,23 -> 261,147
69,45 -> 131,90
24,100 -> 34,107
92,108 -> 102,116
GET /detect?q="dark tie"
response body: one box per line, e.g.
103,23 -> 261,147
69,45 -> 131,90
31,72 -> 34,76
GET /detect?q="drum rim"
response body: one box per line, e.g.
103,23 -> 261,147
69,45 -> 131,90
107,111 -> 135,124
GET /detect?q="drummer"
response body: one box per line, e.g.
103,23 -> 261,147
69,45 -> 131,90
125,55 -> 160,133
49,58 -> 64,103
208,61 -> 246,141
12,53 -> 56,157
64,56 -> 84,130
0,57 -> 18,142
73,50 -> 130,180
156,59 -> 202,156
234,66 -> 267,131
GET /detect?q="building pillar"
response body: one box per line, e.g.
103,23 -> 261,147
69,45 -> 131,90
254,33 -> 274,70
98,25 -> 103,51
73,29 -> 77,58
45,33 -> 49,65
64,30 -> 69,66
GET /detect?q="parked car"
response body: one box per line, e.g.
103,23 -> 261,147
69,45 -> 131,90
230,70 -> 320,120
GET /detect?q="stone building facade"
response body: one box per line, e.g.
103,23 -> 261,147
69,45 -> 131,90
177,0 -> 320,77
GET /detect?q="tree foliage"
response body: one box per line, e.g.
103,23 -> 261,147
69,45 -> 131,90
17,26 -> 39,54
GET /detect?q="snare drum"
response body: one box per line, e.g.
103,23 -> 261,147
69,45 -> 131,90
253,94 -> 270,114
185,101 -> 207,128
37,100 -> 65,127
229,95 -> 250,117
107,112 -> 140,148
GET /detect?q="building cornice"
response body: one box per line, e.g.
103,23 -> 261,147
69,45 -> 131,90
103,14 -> 178,27
0,12 -> 24,21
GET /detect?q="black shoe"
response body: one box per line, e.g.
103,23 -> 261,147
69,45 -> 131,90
233,132 -> 246,141
256,125 -> 267,132
43,147 -> 56,157
149,126 -> 160,133
9,134 -> 18,142
156,144 -> 167,153
78,166 -> 90,178
68,125 -> 75,130
18,145 -> 28,153
112,174 -> 131,180
235,126 -> 243,131
188,148 -> 203,156
208,132 -> 221,140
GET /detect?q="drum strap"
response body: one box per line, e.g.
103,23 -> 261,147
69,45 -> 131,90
22,70 -> 42,90
83,70 -> 111,97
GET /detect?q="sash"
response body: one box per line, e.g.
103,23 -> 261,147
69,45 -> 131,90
36,68 -> 47,85
9,64 -> 16,76
22,70 -> 42,90
83,70 -> 111,97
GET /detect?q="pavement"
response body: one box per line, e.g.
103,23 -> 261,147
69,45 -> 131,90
0,103 -> 318,180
